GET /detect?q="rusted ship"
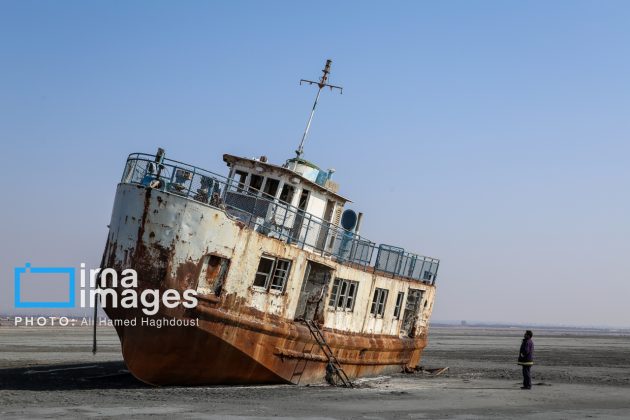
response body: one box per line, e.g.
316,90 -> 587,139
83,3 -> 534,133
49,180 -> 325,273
100,61 -> 440,386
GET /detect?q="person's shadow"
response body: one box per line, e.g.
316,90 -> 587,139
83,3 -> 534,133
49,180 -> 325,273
0,361 -> 147,391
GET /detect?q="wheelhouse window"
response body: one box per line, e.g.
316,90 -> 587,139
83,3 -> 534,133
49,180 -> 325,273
328,278 -> 358,311
248,174 -> 264,194
279,184 -> 295,204
370,288 -> 389,317
263,178 -> 280,199
393,291 -> 405,319
253,256 -> 292,292
233,170 -> 248,192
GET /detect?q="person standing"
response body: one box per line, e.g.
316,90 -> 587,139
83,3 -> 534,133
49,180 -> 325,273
518,330 -> 534,389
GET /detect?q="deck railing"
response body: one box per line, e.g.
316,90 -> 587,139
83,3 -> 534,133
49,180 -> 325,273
120,153 -> 439,284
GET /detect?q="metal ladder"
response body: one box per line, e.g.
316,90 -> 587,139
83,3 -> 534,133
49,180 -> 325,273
303,320 -> 354,388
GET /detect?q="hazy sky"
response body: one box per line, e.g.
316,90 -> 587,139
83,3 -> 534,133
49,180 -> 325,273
1,1 -> 629,327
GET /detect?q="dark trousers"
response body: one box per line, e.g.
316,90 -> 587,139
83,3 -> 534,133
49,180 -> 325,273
522,365 -> 532,388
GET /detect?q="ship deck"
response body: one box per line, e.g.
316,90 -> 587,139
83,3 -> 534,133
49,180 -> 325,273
121,152 -> 440,286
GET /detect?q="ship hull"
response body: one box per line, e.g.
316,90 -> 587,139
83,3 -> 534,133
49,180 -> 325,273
107,305 -> 426,386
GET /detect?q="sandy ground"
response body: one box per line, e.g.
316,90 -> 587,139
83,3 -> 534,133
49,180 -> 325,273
1,324 -> 629,419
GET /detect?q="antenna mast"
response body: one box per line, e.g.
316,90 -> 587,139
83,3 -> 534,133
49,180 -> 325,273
295,59 -> 343,159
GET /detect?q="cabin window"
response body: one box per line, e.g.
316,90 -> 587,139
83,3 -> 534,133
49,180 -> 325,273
248,174 -> 264,194
279,184 -> 295,204
423,270 -> 433,281
328,278 -> 358,311
233,170 -> 248,192
197,255 -> 230,296
370,288 -> 389,317
298,189 -> 310,210
253,256 -> 292,292
269,259 -> 291,291
393,291 -> 405,319
263,178 -> 280,199
254,257 -> 274,288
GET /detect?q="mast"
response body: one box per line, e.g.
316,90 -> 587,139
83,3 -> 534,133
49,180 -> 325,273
295,59 -> 343,159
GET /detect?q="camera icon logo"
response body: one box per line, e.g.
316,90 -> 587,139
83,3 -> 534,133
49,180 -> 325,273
14,263 -> 76,308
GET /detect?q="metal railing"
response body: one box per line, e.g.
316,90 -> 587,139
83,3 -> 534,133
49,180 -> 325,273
120,153 -> 439,284
374,245 -> 440,283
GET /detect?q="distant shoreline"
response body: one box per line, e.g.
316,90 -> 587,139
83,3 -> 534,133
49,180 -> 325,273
431,321 -> 630,334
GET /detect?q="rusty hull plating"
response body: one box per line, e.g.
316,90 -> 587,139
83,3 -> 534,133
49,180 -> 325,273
102,163 -> 437,386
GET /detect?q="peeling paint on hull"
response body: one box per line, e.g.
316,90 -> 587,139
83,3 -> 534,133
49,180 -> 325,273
102,183 -> 436,386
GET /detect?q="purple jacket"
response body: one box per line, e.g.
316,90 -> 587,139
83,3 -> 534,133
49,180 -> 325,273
518,338 -> 534,365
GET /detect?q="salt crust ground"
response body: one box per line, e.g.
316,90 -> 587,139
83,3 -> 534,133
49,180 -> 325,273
1,325 -> 628,419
